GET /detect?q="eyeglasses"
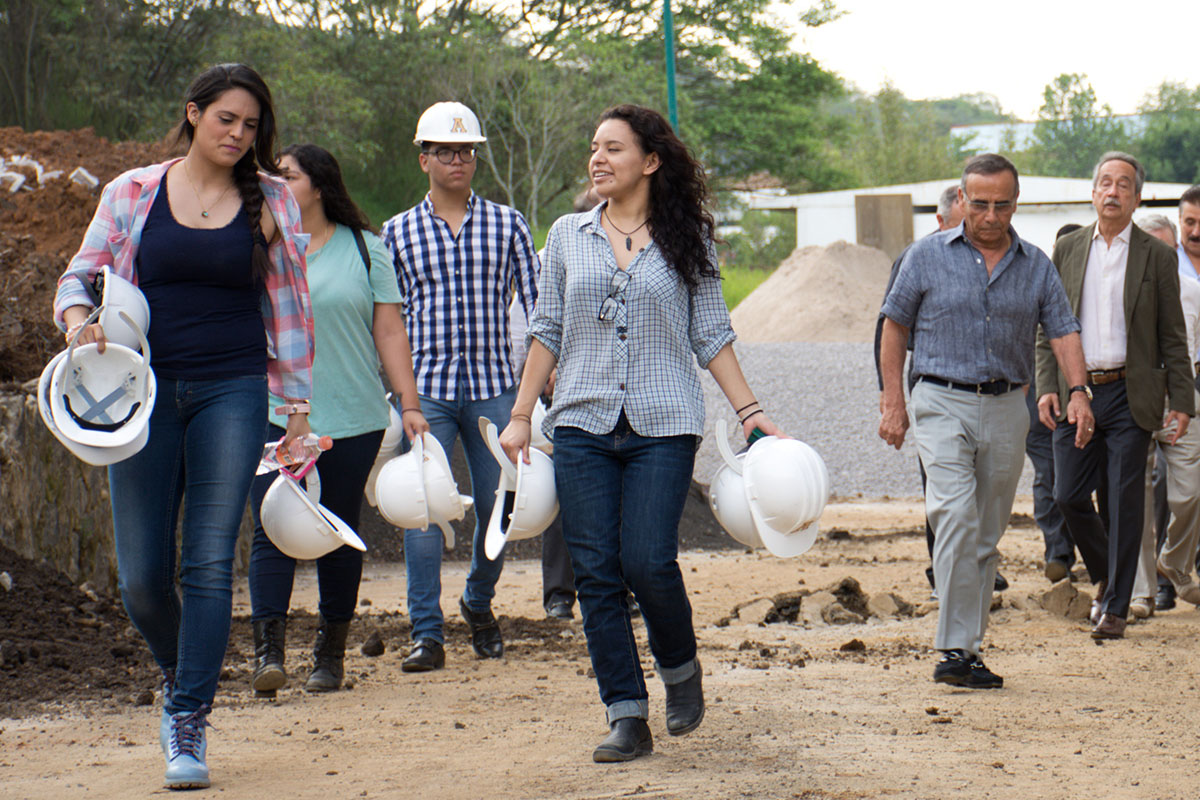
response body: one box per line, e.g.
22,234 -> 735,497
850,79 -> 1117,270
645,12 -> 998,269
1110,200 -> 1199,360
963,195 -> 1016,215
597,269 -> 631,321
426,147 -> 476,164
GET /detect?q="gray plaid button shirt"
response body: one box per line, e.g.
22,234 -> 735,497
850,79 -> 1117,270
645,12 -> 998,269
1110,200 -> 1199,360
528,205 -> 735,438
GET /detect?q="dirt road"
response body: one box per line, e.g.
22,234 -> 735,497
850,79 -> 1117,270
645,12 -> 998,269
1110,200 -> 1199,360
4,498 -> 1199,799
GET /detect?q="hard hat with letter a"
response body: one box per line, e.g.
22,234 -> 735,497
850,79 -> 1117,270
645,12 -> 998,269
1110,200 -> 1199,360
414,101 -> 487,146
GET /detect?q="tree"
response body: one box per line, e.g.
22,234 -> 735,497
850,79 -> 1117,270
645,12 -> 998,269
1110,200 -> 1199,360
836,83 -> 961,187
1029,73 -> 1129,178
1135,81 -> 1200,184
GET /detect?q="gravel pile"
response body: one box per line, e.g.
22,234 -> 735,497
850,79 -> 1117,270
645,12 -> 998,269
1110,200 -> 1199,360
695,341 -> 1034,499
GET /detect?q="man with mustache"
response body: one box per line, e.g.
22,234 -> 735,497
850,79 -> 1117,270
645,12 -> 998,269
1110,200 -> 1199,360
1036,153 -> 1194,640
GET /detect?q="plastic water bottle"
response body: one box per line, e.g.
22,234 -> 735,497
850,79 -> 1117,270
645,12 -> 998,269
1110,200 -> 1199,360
256,434 -> 333,474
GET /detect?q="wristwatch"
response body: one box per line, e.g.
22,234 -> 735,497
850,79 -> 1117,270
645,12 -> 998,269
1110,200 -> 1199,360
1068,385 -> 1093,401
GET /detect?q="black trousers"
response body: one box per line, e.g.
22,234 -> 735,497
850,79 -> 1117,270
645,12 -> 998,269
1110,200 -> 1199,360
1053,380 -> 1151,618
1026,386 -> 1074,566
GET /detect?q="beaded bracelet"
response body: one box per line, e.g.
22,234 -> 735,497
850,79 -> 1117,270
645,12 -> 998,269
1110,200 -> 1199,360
64,322 -> 85,343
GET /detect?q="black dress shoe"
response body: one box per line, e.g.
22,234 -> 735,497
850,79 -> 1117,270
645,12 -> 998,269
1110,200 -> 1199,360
592,718 -> 653,763
545,601 -> 575,620
401,639 -> 445,673
664,663 -> 705,735
459,597 -> 504,659
993,572 -> 1009,592
1156,583 -> 1177,611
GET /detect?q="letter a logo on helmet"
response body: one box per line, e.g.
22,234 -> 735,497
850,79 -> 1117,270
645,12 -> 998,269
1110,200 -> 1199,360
450,117 -> 467,133
414,102 -> 487,145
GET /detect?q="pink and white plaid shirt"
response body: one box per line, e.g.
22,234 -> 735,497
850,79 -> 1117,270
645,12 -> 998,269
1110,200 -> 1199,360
54,158 -> 314,401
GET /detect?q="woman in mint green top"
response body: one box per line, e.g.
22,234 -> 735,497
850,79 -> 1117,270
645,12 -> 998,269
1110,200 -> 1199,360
247,144 -> 429,696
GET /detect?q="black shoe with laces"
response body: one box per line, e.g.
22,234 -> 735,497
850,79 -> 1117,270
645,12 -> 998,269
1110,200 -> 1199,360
934,649 -> 1003,689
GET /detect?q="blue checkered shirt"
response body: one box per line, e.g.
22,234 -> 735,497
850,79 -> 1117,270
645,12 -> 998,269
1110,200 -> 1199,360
882,224 -> 1079,385
528,206 -> 736,438
381,193 -> 539,401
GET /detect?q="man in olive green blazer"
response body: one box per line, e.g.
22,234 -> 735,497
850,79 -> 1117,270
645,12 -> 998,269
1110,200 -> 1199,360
1035,152 -> 1194,640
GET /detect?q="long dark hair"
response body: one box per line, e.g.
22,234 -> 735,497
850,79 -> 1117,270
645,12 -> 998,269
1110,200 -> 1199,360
175,63 -> 278,284
598,104 -> 718,290
280,144 -> 372,232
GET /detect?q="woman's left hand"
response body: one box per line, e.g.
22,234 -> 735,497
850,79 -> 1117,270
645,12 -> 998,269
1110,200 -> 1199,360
402,409 -> 430,442
281,412 -> 313,451
743,411 -> 787,441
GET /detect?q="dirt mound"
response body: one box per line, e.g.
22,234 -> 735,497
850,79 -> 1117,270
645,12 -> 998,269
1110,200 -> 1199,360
0,127 -> 172,383
730,240 -> 893,343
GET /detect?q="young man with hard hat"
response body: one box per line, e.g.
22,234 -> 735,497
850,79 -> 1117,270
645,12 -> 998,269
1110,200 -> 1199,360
380,101 -> 540,671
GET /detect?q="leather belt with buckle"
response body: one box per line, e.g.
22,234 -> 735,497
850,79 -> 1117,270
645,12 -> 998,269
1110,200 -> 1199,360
1087,367 -> 1126,386
918,376 -> 1022,396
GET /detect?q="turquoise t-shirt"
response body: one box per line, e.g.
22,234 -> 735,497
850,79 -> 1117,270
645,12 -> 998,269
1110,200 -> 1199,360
268,225 -> 402,439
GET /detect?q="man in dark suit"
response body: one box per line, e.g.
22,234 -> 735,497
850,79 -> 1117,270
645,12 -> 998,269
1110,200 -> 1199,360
1035,151 -> 1195,640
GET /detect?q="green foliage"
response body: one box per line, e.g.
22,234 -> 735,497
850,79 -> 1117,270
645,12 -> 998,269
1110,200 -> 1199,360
1028,73 -> 1129,178
717,207 -> 796,272
1135,82 -> 1200,184
836,83 -> 962,186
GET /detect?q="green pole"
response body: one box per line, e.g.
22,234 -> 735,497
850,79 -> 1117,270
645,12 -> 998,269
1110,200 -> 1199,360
664,0 -> 678,131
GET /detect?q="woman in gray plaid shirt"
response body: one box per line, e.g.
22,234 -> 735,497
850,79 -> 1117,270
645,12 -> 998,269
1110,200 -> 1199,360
500,105 -> 782,763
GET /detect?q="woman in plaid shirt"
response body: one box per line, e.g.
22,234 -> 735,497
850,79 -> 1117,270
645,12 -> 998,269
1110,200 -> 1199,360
53,64 -> 313,790
500,105 -> 782,763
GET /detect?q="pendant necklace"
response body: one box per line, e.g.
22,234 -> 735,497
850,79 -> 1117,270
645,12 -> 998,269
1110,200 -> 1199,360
183,158 -> 233,218
603,208 -> 649,251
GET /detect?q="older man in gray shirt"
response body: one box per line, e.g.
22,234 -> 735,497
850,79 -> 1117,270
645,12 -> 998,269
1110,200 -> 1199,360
879,153 -> 1094,689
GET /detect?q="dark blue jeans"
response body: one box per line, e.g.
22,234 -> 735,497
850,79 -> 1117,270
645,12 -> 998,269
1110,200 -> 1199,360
248,423 -> 384,623
554,413 -> 699,724
109,375 -> 266,715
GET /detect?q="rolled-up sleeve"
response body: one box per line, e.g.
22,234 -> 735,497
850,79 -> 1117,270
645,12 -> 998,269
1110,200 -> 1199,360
688,265 -> 736,369
527,218 -> 566,359
54,178 -> 125,328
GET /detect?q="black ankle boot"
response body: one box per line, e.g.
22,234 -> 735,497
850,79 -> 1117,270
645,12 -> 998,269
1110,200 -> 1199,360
251,617 -> 287,697
592,718 -> 653,763
664,661 -> 705,735
306,617 -> 350,692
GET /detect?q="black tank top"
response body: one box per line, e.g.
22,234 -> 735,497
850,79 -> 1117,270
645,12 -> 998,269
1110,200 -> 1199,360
135,175 -> 266,380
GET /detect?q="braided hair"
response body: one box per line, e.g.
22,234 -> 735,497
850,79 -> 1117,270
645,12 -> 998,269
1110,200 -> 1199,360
280,144 -> 372,233
174,63 -> 279,285
597,105 -> 718,290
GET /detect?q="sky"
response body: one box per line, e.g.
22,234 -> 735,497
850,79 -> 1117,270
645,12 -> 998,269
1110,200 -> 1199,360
781,0 -> 1200,119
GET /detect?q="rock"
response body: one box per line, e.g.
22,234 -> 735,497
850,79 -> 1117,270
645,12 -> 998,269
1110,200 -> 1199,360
0,571 -> 12,592
827,577 -> 870,617
802,591 -> 836,626
839,638 -> 865,652
1040,579 -> 1078,617
1008,594 -> 1033,611
733,597 -> 776,624
822,603 -> 865,625
132,690 -> 155,706
1066,592 -> 1093,621
867,592 -> 900,618
765,591 -> 804,623
914,601 -> 938,617
360,631 -> 385,657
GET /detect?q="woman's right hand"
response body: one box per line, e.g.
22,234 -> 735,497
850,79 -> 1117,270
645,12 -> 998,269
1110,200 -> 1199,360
498,418 -> 532,466
63,306 -> 106,353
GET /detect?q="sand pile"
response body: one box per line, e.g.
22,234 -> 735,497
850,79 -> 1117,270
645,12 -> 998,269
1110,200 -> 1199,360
0,127 -> 171,383
730,240 -> 893,343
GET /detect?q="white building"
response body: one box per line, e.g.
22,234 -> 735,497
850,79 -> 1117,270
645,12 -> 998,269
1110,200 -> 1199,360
738,176 -> 1191,258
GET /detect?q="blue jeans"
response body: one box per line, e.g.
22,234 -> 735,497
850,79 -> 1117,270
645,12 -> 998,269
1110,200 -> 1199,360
248,423 -> 384,623
109,375 -> 266,714
553,413 -> 698,724
399,382 -> 516,643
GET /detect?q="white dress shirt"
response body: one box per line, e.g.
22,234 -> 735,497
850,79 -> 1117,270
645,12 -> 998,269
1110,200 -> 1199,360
1179,264 -> 1200,373
1079,222 -> 1132,370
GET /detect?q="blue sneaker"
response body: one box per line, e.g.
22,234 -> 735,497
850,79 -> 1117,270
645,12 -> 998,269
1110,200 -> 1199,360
164,706 -> 212,790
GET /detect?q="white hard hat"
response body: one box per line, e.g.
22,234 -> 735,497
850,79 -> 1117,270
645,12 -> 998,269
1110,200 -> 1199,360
364,400 -> 405,507
260,466 -> 366,560
742,435 -> 830,558
375,433 -> 429,530
420,432 -> 473,549
37,348 -> 149,466
414,101 -> 486,146
480,419 -> 559,560
71,267 -> 151,351
530,398 -> 553,454
707,420 -> 763,549
48,309 -> 156,456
